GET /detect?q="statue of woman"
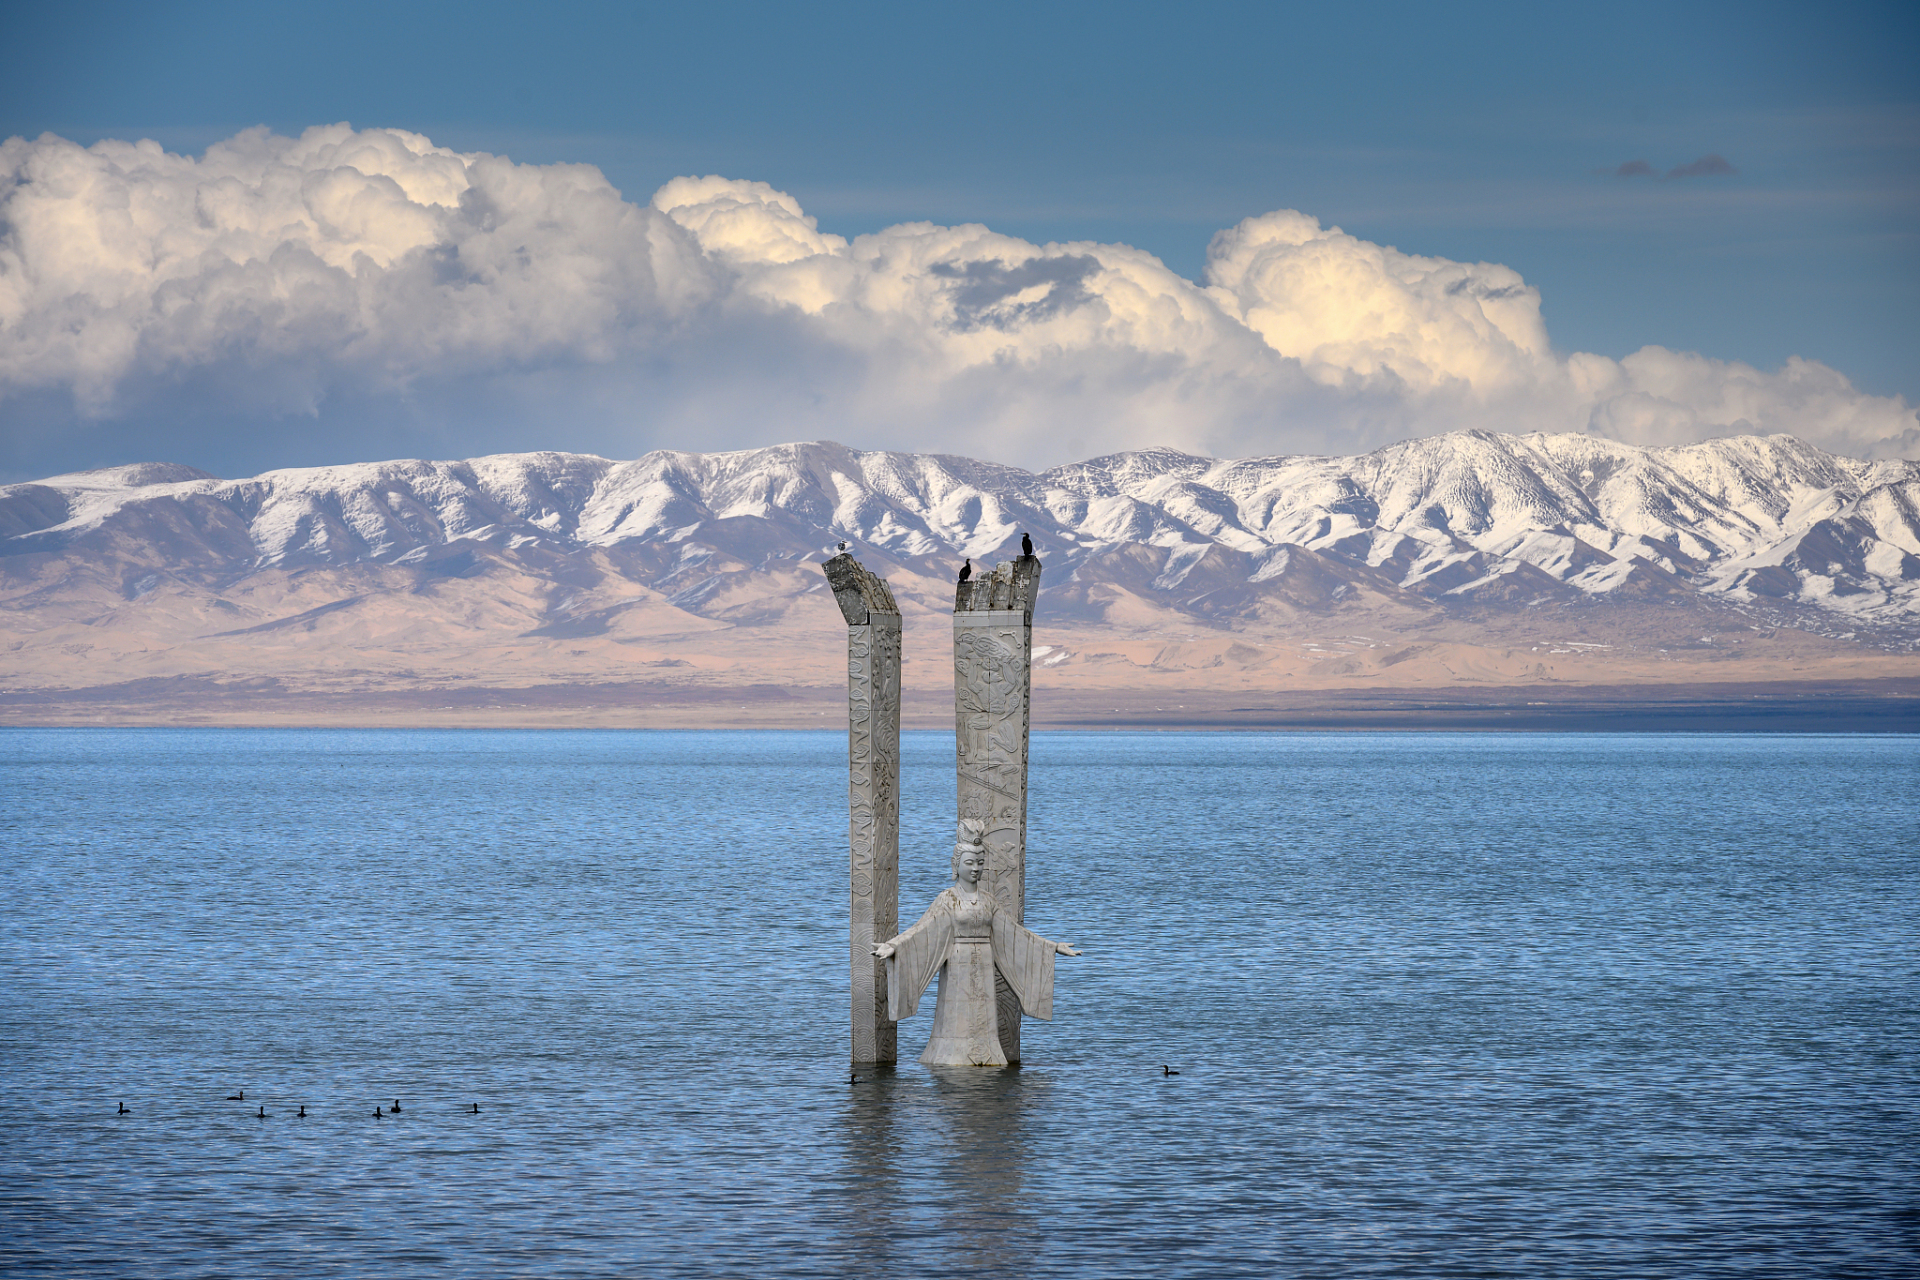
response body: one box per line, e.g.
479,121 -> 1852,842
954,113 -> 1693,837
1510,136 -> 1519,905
874,820 -> 1080,1066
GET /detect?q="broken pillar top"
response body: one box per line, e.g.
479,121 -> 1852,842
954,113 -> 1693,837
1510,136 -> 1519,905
823,552 -> 901,625
955,554 -> 1041,620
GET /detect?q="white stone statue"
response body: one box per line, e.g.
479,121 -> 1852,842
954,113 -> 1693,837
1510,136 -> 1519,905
873,820 -> 1079,1066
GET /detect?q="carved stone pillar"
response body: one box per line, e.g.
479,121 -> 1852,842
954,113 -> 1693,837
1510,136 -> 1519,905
953,554 -> 1041,1063
825,552 -> 902,1066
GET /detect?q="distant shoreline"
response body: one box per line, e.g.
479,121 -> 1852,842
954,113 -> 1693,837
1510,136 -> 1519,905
5,677 -> 1914,733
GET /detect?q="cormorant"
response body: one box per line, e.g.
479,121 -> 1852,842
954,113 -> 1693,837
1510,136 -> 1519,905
1021,531 -> 1033,557
391,1099 -> 402,1113
297,1106 -> 306,1118
373,1108 -> 382,1119
118,1102 -> 129,1115
471,1103 -> 481,1114
957,558 -> 972,583
256,1105 -> 268,1118
1163,1065 -> 1180,1076
226,1090 -> 244,1101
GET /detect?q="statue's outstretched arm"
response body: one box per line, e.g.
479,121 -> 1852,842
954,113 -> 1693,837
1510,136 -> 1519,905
875,890 -> 950,959
877,892 -> 956,1021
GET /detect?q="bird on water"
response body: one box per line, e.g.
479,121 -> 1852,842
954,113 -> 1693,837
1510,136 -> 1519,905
957,558 -> 972,583
226,1090 -> 244,1101
1163,1065 -> 1180,1076
391,1099 -> 402,1113
297,1106 -> 307,1118
1021,531 -> 1033,557
373,1108 -> 382,1119
471,1103 -> 481,1114
118,1102 -> 129,1115
256,1105 -> 268,1118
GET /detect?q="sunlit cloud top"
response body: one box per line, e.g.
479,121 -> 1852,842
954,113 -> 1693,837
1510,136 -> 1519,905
2,124 -> 1914,477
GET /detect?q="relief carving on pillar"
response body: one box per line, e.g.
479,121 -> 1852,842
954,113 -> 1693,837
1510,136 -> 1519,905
863,622 -> 901,929
829,551 -> 902,1065
953,625 -> 1031,916
951,552 -> 1041,1062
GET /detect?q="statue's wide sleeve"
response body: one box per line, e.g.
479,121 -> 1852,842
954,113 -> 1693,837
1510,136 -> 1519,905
991,913 -> 1059,1021
883,892 -> 954,1021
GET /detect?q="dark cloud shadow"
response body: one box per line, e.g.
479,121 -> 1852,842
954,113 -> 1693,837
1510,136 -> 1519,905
929,256 -> 1102,332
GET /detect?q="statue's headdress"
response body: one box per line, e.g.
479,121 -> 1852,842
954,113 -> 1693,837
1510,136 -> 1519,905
950,819 -> 988,879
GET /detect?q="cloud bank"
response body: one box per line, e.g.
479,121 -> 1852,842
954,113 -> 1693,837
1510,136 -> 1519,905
1,124 -> 1913,476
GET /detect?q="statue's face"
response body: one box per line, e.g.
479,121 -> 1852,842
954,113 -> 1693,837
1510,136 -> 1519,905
959,846 -> 987,884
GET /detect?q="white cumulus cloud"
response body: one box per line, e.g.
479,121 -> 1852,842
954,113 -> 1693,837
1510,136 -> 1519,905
0,124 -> 1913,476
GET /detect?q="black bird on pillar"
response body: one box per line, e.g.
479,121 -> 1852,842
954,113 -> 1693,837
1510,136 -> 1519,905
1021,531 -> 1033,557
957,558 -> 972,583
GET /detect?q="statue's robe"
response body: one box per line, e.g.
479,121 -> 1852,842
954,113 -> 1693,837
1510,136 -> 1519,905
883,886 -> 1059,1066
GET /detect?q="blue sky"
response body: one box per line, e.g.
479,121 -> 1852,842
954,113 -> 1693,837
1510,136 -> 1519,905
1,0 -> 1915,477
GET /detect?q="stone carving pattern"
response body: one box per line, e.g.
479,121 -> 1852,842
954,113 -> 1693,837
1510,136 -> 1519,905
953,617 -> 1031,1062
846,615 -> 901,1064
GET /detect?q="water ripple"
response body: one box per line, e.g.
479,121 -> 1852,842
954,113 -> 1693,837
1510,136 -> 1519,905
2,729 -> 1915,1278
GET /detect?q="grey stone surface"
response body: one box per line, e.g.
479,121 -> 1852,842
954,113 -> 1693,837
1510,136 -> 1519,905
952,554 -> 1041,616
874,821 -> 1077,1066
825,552 -> 901,1065
952,553 -> 1041,1061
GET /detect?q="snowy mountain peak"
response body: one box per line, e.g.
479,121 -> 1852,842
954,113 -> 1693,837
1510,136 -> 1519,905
4,431 -> 1917,635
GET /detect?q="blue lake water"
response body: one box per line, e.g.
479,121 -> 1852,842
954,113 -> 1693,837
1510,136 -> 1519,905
2,729 -> 1916,1278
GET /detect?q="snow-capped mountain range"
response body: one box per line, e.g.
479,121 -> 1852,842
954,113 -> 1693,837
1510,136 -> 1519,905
5,431 -> 1918,639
